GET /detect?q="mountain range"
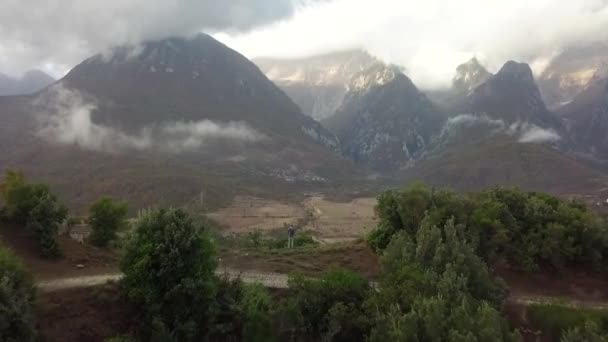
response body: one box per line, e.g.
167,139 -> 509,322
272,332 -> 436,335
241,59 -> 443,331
2,35 -> 608,211
0,70 -> 55,96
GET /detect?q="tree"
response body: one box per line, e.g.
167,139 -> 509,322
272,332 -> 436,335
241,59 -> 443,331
26,192 -> 67,258
120,208 -> 217,341
283,269 -> 371,341
0,243 -> 36,342
89,198 -> 128,247
1,170 -> 67,258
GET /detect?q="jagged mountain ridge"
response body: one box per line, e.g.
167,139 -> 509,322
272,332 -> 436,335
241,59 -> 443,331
323,64 -> 445,170
254,50 -> 380,120
538,42 -> 608,110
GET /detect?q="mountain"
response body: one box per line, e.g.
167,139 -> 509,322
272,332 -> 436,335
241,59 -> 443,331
323,64 -> 444,170
0,34 -> 358,212
401,138 -> 608,195
453,57 -> 493,95
538,43 -> 608,110
0,70 -> 55,96
465,61 -> 562,131
254,50 -> 379,120
559,73 -> 608,157
427,57 -> 493,111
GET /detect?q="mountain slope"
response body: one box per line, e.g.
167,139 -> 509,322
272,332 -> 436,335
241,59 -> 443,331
323,64 -> 445,170
538,43 -> 608,109
402,138 -> 608,195
559,75 -> 608,157
0,70 -> 55,96
254,50 -> 379,120
0,34 -> 358,212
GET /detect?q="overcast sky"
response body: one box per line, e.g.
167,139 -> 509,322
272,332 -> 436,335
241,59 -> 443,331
2,0 -> 608,89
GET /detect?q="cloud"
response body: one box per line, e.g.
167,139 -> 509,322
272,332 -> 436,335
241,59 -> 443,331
35,84 -> 264,153
216,0 -> 608,89
513,123 -> 562,143
439,114 -> 561,144
0,0 -> 320,77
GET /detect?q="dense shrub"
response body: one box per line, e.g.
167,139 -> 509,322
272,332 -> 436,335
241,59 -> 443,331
282,269 -> 372,342
0,243 -> 36,342
367,219 -> 518,341
528,304 -> 608,340
369,183 -> 608,271
1,170 -> 67,258
562,321 -> 608,341
120,208 -> 217,341
212,276 -> 276,342
89,197 -> 128,247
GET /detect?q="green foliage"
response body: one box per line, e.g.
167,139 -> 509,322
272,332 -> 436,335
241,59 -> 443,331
282,269 -> 371,341
211,275 -> 276,342
1,170 -> 67,258
238,283 -> 275,342
367,219 -> 518,341
120,208 -> 217,342
562,321 -> 608,342
0,243 -> 37,342
369,183 -> 608,271
89,197 -> 128,247
528,304 -> 608,340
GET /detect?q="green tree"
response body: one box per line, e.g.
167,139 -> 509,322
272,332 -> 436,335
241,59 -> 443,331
1,170 -> 67,258
89,197 -> 128,247
283,269 -> 371,342
561,321 -> 608,342
120,208 -> 217,342
0,243 -> 37,342
26,192 -> 67,258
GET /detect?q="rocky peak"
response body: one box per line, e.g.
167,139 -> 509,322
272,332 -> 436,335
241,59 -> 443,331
253,49 -> 381,120
467,60 -> 557,126
323,65 -> 444,170
348,64 -> 407,92
495,61 -> 536,83
453,57 -> 492,94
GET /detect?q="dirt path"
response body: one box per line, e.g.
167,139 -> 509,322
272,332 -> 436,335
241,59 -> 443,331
37,269 -> 289,292
36,270 -> 608,311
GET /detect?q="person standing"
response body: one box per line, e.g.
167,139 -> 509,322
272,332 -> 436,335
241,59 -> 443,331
287,224 -> 296,249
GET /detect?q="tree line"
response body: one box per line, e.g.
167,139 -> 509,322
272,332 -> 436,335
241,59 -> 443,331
2,173 -> 608,341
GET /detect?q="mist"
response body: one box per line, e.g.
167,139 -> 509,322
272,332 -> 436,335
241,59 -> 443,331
0,0 -> 322,77
442,114 -> 562,144
35,84 -> 264,153
216,0 -> 608,89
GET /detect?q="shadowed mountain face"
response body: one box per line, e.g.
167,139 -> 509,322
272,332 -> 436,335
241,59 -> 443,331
0,34 -> 361,211
560,75 -> 608,157
254,50 -> 379,120
0,70 -> 55,96
467,61 -> 560,129
323,64 -> 444,170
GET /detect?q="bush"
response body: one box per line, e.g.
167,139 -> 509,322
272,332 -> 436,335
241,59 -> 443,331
528,304 -> 608,340
282,269 -> 371,341
562,321 -> 608,341
25,192 -> 67,258
369,183 -> 608,271
0,170 -> 67,258
89,197 -> 128,247
120,208 -> 217,342
367,219 -> 518,341
0,244 -> 37,342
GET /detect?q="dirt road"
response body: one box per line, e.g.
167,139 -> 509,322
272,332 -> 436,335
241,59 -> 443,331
37,269 -> 290,292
